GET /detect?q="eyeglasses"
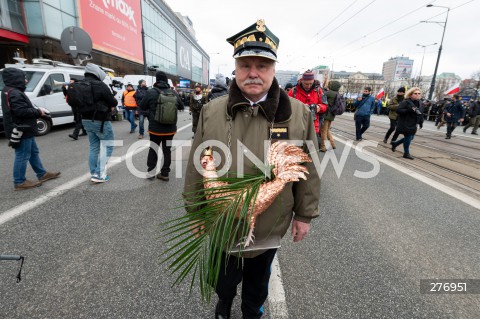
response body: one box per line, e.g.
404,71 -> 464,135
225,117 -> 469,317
413,92 -> 421,95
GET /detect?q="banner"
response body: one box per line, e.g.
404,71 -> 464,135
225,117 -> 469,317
176,31 -> 192,79
77,0 -> 143,64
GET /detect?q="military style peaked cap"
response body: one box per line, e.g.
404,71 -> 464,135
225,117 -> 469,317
226,19 -> 279,61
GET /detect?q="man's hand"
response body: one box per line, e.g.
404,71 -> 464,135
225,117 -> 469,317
459,118 -> 464,122
291,219 -> 310,242
38,109 -> 45,117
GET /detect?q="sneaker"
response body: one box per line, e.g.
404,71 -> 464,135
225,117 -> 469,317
472,132 -> 478,135
39,171 -> 61,182
156,173 -> 169,181
138,134 -> 144,139
391,143 -> 397,152
68,134 -> 78,140
91,176 -> 111,183
403,154 -> 415,160
14,179 -> 42,191
383,138 -> 387,144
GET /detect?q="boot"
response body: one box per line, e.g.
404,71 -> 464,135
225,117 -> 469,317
215,299 -> 233,319
80,130 -> 88,136
14,179 -> 42,191
403,154 -> 414,160
68,134 -> 78,140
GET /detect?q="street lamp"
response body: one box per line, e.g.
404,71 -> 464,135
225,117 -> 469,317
423,4 -> 450,100
416,42 -> 437,79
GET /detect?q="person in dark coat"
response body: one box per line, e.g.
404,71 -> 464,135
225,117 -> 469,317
1,68 -> 60,190
81,63 -> 119,183
135,79 -> 149,139
391,87 -> 424,160
207,73 -> 229,101
139,70 -> 184,181
189,83 -> 206,136
463,100 -> 480,135
63,78 -> 88,140
444,94 -> 465,139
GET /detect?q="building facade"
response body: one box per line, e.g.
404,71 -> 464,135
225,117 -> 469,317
0,0 -> 210,87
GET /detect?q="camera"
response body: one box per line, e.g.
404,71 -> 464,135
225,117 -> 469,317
309,104 -> 317,120
8,127 -> 23,149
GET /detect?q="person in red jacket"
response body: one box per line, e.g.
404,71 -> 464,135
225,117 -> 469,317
288,70 -> 327,146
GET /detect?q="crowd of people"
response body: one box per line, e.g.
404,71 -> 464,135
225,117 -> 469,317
2,17 -> 479,319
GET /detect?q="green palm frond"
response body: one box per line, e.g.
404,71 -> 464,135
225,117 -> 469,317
160,173 -> 265,303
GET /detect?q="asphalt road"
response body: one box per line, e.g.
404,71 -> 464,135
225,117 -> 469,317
1,111 -> 479,319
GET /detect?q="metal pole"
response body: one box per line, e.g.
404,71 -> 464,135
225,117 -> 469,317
428,8 -> 449,101
140,2 -> 148,75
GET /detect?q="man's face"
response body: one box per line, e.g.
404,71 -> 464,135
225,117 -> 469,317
363,89 -> 371,95
195,87 -> 201,93
141,81 -> 146,87
301,79 -> 314,91
397,92 -> 405,97
235,56 -> 275,101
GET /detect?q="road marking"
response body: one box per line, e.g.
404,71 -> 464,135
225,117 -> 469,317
0,124 -> 192,226
334,135 -> 480,210
268,255 -> 289,318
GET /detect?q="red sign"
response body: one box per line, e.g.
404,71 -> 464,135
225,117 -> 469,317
78,0 -> 143,64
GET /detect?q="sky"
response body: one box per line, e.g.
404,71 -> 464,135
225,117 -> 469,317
167,0 -> 480,80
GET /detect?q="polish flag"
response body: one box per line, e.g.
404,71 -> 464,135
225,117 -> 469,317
444,83 -> 460,95
376,88 -> 385,99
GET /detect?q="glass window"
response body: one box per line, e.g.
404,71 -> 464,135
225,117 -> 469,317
43,5 -> 62,39
60,0 -> 76,16
0,0 -> 27,33
25,71 -> 46,93
43,0 -> 61,8
62,12 -> 76,29
24,2 -> 44,35
39,73 -> 65,96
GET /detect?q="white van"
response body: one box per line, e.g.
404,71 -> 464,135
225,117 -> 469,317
122,74 -> 174,90
0,58 -> 117,135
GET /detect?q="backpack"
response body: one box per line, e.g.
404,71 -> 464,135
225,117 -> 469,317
330,93 -> 346,115
67,80 -> 106,114
153,88 -> 177,125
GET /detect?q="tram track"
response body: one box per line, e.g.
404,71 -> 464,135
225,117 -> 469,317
329,118 -> 480,197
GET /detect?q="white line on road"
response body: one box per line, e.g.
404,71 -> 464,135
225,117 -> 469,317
0,123 -> 192,226
334,135 -> 480,210
268,255 -> 289,318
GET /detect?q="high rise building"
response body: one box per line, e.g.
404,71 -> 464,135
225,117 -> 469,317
382,56 -> 414,82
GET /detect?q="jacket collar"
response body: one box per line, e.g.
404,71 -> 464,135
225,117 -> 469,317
226,77 -> 291,123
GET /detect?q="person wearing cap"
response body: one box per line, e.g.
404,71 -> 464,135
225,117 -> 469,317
284,82 -> 293,94
135,79 -> 149,139
208,73 -> 229,101
383,87 -> 405,144
139,71 -> 184,181
353,86 -> 376,141
183,19 -> 320,319
189,83 -> 206,137
288,70 -> 328,146
122,83 -> 138,133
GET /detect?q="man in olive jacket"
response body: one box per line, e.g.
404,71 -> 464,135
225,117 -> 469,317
183,20 -> 320,319
383,87 -> 405,144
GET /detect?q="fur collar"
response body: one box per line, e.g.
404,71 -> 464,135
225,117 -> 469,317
226,77 -> 292,123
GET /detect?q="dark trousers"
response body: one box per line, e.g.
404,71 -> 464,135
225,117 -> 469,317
384,119 -> 397,141
147,134 -> 173,176
192,111 -> 200,133
446,122 -> 458,137
216,249 -> 277,319
355,115 -> 370,140
71,112 -> 85,137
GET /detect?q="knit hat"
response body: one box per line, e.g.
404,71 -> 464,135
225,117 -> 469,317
156,70 -> 168,83
215,73 -> 227,88
195,83 -> 202,88
302,70 -> 315,81
397,87 -> 406,93
138,79 -> 145,85
126,83 -> 133,88
284,83 -> 293,90
328,80 -> 341,92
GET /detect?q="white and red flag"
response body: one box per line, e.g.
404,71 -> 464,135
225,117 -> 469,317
444,83 -> 460,95
375,88 -> 385,99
